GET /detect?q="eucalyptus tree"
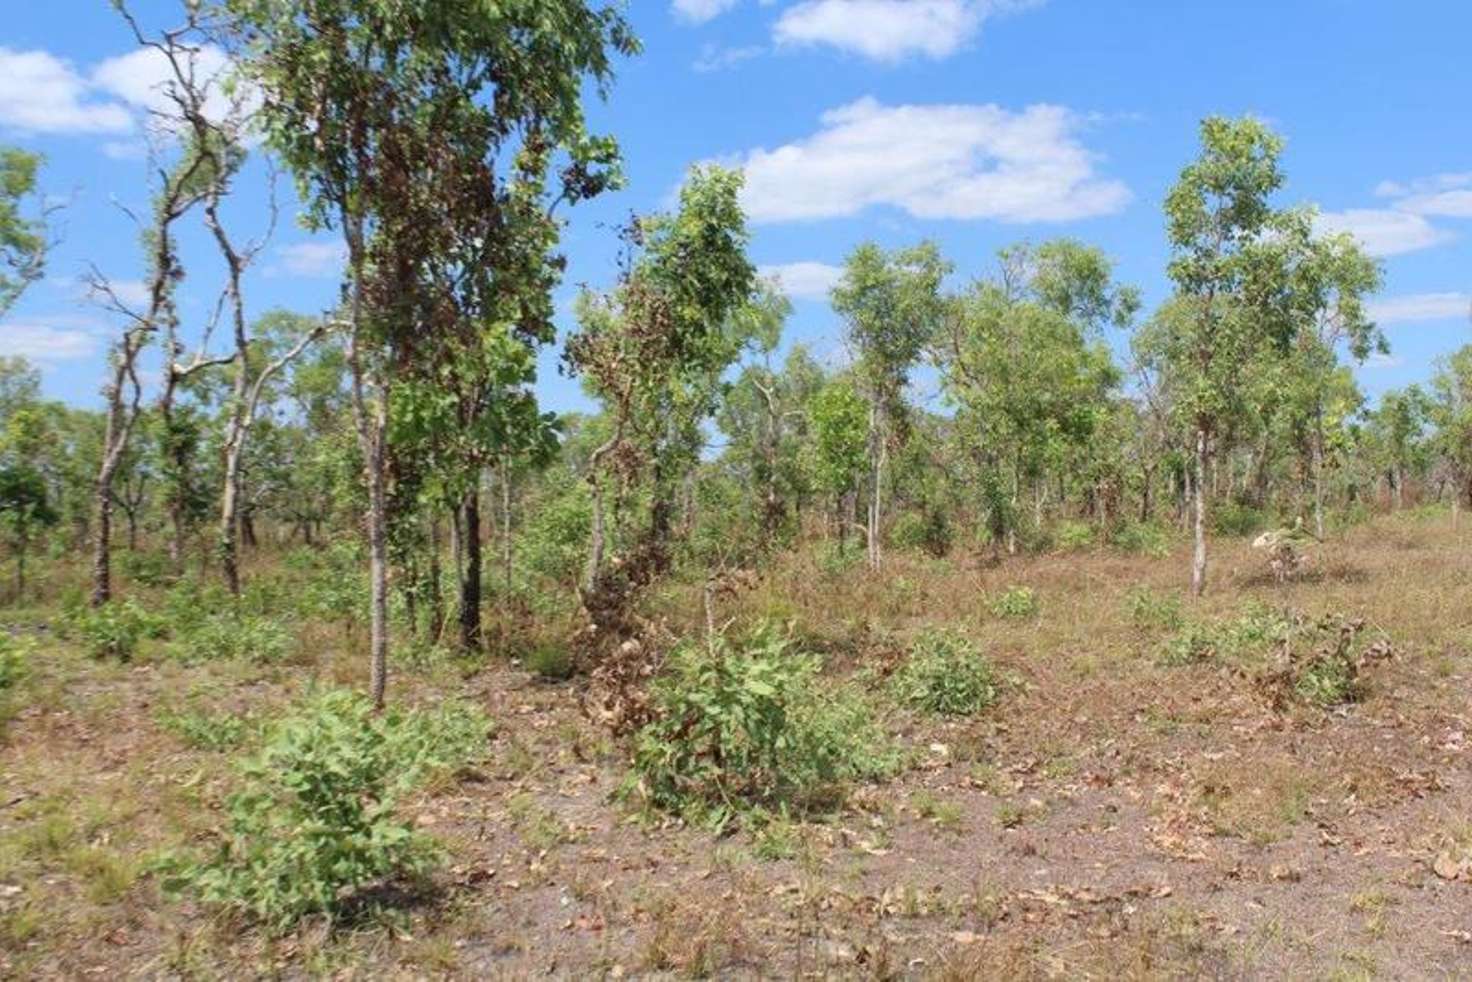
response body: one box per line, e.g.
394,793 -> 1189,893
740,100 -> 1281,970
831,242 -> 950,570
228,0 -> 637,706
1157,116 -> 1323,596
937,240 -> 1134,552
1367,387 -> 1431,510
1430,346 -> 1472,524
567,165 -> 757,601
0,147 -> 46,317
806,378 -> 869,552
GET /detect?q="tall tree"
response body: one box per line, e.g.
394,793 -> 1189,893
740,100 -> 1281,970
0,146 -> 47,318
229,0 -> 636,706
831,242 -> 949,570
1159,116 -> 1320,596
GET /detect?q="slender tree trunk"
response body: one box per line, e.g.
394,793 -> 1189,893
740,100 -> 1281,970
219,441 -> 243,596
501,461 -> 513,592
867,403 -> 882,571
1312,411 -> 1326,540
91,481 -> 114,608
428,515 -> 444,642
1191,426 -> 1209,597
459,489 -> 482,650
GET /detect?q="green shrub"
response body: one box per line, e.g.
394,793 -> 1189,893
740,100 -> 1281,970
892,510 -> 952,558
1055,521 -> 1095,552
1256,614 -> 1394,709
0,633 -> 30,690
1212,501 -> 1268,538
1125,586 -> 1183,631
989,586 -> 1039,620
1160,602 -> 1293,667
1110,520 -> 1172,557
891,630 -> 998,717
175,611 -> 293,664
118,550 -> 172,587
162,690 -> 490,931
72,600 -> 161,660
156,707 -> 251,752
521,486 -> 592,587
815,539 -> 862,577
526,644 -> 575,681
628,626 -> 896,828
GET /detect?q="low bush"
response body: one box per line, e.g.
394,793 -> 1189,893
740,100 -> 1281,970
628,625 -> 896,828
71,600 -> 163,661
891,630 -> 999,717
1054,520 -> 1095,552
1125,586 -> 1184,631
1253,614 -> 1394,709
118,550 -> 172,587
1212,501 -> 1269,538
526,644 -> 575,681
1109,520 -> 1172,557
174,611 -> 293,664
1160,602 -> 1291,667
892,510 -> 952,558
0,633 -> 29,691
156,707 -> 251,752
989,586 -> 1039,620
161,690 -> 490,931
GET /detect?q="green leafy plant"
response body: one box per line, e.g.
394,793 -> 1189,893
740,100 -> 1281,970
1109,520 -> 1171,557
1125,586 -> 1184,631
1253,614 -> 1394,709
156,706 -> 251,752
989,586 -> 1039,620
1054,520 -> 1095,552
891,630 -> 999,717
161,690 -> 490,931
526,644 -> 575,681
174,611 -> 293,664
0,632 -> 28,690
1160,602 -> 1293,666
71,600 -> 161,661
628,625 -> 896,828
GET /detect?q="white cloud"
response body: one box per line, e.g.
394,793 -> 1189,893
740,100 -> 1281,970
672,0 -> 742,23
0,48 -> 133,134
0,319 -> 104,361
693,44 -> 765,72
1368,292 -> 1471,325
92,44 -> 247,131
734,97 -> 1129,224
759,261 -> 843,300
773,0 -> 1040,63
271,241 -> 346,278
1314,209 -> 1453,257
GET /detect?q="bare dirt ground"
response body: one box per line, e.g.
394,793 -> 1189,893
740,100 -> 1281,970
3,510 -> 1472,979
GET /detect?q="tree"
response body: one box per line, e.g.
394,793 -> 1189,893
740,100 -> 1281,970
1158,116 -> 1322,596
567,166 -> 757,601
938,240 -> 1134,552
831,242 -> 950,570
807,378 -> 869,552
1430,346 -> 1472,525
0,407 -> 59,599
0,147 -> 47,317
230,0 -> 637,706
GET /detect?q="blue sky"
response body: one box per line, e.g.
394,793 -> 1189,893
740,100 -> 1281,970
3,0 -> 1470,415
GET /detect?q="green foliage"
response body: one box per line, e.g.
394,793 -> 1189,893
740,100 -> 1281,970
118,550 -> 172,588
814,539 -> 861,578
1109,520 -> 1172,557
628,626 -> 896,827
1255,614 -> 1393,709
520,484 -> 592,587
0,632 -> 30,690
162,690 -> 490,931
1212,501 -> 1269,537
526,644 -> 575,681
174,611 -> 293,664
891,509 -> 952,557
1125,586 -> 1184,631
156,707 -> 251,752
1054,520 -> 1095,552
989,586 -> 1039,620
891,630 -> 999,717
1160,602 -> 1293,666
807,379 -> 869,499
0,147 -> 45,317
70,600 -> 162,661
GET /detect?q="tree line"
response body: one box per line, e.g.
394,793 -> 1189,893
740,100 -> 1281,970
1,1 -> 1467,708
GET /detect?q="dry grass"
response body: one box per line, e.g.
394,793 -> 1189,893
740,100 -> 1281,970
1,509 -> 1471,977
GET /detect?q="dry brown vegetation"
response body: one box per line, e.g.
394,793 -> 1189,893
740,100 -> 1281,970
4,509 -> 1472,979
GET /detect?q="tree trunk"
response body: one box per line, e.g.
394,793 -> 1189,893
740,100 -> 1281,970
459,489 -> 482,651
1191,427 -> 1209,597
866,404 -> 883,571
1312,414 -> 1326,540
501,462 -> 513,592
90,481 -> 114,608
